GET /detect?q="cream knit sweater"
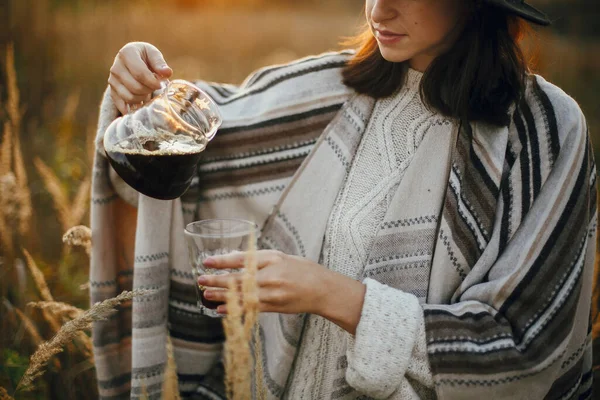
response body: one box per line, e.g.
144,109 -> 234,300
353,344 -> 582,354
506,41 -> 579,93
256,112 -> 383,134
287,69 -> 435,399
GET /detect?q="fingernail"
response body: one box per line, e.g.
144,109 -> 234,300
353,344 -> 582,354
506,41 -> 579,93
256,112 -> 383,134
203,258 -> 216,267
217,306 -> 226,314
159,64 -> 170,70
204,290 -> 213,299
198,276 -> 208,285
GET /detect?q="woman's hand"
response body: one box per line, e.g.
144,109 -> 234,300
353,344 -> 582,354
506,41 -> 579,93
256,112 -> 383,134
108,42 -> 174,115
199,250 -> 366,334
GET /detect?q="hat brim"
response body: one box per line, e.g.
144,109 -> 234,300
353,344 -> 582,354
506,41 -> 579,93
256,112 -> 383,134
485,0 -> 552,26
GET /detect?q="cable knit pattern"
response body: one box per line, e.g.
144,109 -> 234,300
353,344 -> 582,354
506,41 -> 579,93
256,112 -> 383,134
287,69 -> 435,399
324,68 -> 428,279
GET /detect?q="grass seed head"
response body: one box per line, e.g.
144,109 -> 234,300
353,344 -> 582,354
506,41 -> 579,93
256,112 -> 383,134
222,229 -> 265,400
17,289 -> 155,392
62,225 -> 92,256
28,301 -> 85,321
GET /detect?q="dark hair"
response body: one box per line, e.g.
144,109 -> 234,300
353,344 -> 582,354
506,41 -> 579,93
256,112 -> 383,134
342,3 -> 530,127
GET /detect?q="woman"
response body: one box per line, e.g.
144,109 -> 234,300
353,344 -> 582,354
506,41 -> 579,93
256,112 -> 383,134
92,0 -> 596,399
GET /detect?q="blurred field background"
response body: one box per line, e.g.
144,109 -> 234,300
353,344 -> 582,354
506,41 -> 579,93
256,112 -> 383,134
0,0 -> 598,398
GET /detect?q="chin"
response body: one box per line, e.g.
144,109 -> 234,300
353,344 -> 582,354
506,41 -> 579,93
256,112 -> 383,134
378,47 -> 412,63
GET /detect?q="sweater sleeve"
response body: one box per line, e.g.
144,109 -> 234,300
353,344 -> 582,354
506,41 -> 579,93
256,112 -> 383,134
345,278 -> 434,399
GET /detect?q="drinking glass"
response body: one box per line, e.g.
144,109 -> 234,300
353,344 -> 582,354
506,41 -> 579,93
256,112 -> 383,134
184,219 -> 259,318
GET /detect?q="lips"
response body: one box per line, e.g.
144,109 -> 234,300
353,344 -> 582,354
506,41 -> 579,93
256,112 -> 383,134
374,28 -> 407,45
376,29 -> 404,37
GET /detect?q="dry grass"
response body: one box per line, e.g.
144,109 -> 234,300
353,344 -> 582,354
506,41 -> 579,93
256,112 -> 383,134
5,44 -> 21,136
0,387 -> 14,400
20,247 -> 94,370
34,157 -> 91,234
0,173 -> 16,257
1,122 -> 12,177
28,301 -> 84,321
0,45 -> 32,264
162,335 -> 182,400
222,231 -> 265,400
4,44 -> 31,238
13,132 -> 31,238
11,303 -> 63,375
62,225 -> 92,256
253,322 -> 267,400
0,123 -> 16,259
56,91 -> 81,150
13,307 -> 45,350
21,249 -> 54,303
17,289 -> 155,392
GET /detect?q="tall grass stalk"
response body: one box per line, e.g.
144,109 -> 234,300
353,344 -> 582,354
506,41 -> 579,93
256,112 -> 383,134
28,300 -> 94,361
28,301 -> 84,321
21,249 -> 54,302
222,231 -> 265,400
0,173 -> 16,258
1,122 -> 12,177
17,289 -> 155,392
13,131 -> 31,237
4,44 -> 32,238
5,43 -> 21,136
33,157 -> 90,233
162,335 -> 182,400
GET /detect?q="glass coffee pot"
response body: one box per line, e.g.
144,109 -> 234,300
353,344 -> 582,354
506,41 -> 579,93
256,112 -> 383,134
104,79 -> 222,200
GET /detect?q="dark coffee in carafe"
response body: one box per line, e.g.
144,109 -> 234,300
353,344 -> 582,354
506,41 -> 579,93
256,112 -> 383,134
103,79 -> 222,200
105,134 -> 206,200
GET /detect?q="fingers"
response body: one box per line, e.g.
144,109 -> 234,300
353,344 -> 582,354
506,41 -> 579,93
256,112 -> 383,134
203,250 -> 285,270
214,302 -> 276,315
115,63 -> 157,95
215,304 -> 280,315
209,294 -> 276,315
109,91 -> 150,116
108,75 -> 149,105
143,43 -> 174,78
199,272 -> 242,289
108,42 -> 171,114
124,53 -> 164,90
203,288 -> 228,303
202,252 -> 246,269
216,304 -> 227,314
199,250 -> 290,315
110,91 -> 128,116
204,285 -> 269,305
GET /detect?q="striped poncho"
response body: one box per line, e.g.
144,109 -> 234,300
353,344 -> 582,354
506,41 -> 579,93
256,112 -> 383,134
91,51 -> 596,399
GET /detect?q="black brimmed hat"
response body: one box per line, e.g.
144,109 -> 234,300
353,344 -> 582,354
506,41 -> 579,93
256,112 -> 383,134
484,0 -> 551,26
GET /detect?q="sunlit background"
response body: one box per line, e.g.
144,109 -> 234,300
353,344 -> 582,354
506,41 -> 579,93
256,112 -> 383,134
0,0 -> 598,398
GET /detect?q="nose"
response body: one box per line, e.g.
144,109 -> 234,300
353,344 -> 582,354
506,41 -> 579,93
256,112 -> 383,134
370,0 -> 398,25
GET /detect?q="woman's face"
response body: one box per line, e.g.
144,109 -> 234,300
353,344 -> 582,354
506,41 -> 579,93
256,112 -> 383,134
366,0 -> 469,71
